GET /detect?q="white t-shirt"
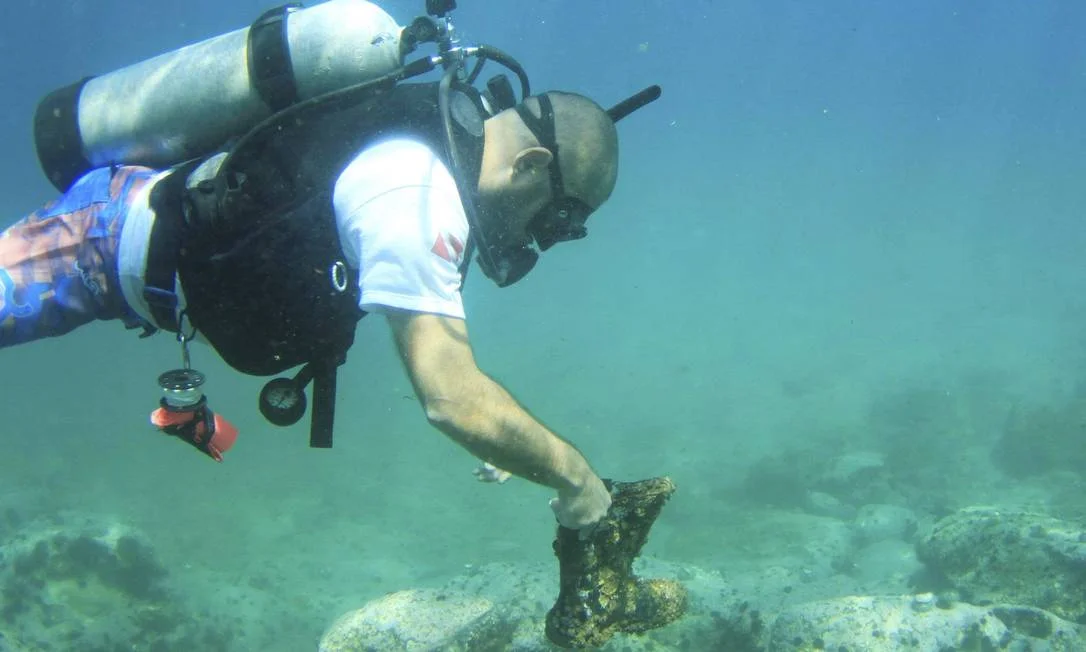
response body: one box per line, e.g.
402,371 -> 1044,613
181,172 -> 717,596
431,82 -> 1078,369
118,137 -> 470,329
334,138 -> 468,318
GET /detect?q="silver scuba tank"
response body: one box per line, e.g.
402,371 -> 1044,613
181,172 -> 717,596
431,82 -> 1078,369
34,0 -> 405,191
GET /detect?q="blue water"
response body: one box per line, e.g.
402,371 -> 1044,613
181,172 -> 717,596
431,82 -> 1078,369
2,1 -> 1086,649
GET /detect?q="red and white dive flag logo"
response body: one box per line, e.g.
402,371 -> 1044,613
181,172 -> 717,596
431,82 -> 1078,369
431,232 -> 465,264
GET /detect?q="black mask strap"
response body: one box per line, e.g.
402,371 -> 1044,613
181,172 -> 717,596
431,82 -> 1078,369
515,94 -> 566,199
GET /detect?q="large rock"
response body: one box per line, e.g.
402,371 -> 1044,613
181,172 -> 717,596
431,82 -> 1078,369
318,588 -> 514,652
319,561 -> 704,652
916,507 -> 1086,623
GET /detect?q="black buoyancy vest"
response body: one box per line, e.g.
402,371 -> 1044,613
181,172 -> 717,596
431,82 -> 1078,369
176,82 -> 484,377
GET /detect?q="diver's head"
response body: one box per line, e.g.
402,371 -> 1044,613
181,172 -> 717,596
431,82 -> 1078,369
477,91 -> 619,257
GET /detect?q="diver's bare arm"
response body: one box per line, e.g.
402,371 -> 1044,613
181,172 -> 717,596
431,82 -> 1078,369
386,310 -> 597,493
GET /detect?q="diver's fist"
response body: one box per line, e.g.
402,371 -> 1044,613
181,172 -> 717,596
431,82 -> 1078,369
550,475 -> 612,532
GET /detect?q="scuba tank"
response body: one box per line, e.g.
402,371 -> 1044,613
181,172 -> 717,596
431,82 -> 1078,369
34,0 -> 405,192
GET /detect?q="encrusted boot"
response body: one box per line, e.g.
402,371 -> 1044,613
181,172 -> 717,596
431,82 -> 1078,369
545,477 -> 688,649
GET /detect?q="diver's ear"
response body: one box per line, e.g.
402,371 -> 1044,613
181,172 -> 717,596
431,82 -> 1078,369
512,146 -> 552,177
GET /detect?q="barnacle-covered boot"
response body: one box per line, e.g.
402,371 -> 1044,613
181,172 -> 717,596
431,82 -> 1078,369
545,477 -> 687,649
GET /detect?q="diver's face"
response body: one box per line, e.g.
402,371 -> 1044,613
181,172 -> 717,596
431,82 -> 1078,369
509,96 -> 599,251
478,143 -> 554,247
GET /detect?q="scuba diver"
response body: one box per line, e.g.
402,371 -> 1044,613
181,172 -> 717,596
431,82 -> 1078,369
1,0 -> 685,646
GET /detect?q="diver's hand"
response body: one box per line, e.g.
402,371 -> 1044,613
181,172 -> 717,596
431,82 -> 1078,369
473,462 -> 512,484
549,474 -> 612,532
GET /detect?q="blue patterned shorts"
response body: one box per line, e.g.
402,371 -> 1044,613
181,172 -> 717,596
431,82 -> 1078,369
0,166 -> 157,348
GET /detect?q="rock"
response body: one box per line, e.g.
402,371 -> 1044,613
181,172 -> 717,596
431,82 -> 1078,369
764,595 -> 1086,651
802,491 -> 855,520
318,588 -> 514,652
851,539 -> 922,592
851,503 -> 918,545
321,560 -> 713,652
916,507 -> 1086,623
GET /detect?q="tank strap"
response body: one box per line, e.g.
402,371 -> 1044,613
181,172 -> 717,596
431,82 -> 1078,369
248,4 -> 302,113
143,160 -> 203,332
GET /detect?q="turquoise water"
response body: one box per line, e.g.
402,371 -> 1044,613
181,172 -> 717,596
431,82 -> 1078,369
2,1 -> 1085,649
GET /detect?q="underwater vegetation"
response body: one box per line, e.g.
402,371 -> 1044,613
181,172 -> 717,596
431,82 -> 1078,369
0,515 -> 235,651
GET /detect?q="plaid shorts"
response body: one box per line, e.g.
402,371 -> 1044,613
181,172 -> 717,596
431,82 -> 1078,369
0,166 -> 158,348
